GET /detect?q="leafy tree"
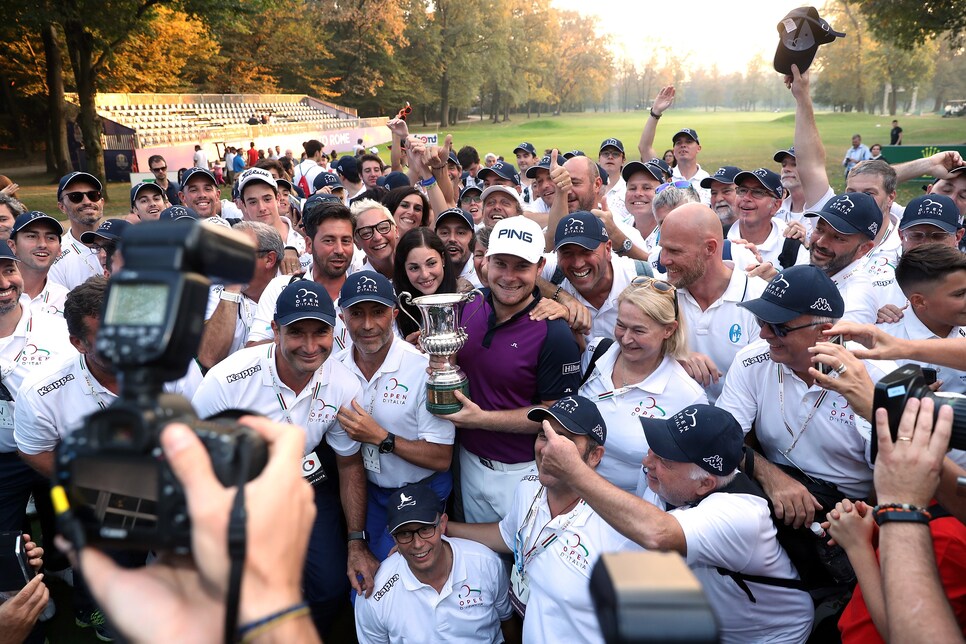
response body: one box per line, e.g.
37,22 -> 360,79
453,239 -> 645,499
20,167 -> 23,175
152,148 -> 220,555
851,0 -> 966,49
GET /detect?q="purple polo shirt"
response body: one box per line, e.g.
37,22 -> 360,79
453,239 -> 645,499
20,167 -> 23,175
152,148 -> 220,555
458,289 -> 581,463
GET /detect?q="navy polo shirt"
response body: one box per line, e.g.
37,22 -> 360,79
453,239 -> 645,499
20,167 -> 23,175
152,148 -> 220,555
458,288 -> 581,463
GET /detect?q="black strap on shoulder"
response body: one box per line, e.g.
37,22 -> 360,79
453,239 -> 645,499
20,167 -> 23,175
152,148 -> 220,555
777,237 -> 803,269
580,338 -> 614,386
550,267 -> 565,286
722,239 -> 732,261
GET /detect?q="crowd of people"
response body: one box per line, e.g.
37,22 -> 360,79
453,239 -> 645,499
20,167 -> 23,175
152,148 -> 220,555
0,63 -> 964,643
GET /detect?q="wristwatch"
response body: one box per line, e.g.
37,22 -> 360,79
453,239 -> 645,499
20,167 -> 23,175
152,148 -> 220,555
219,289 -> 243,304
347,531 -> 369,543
616,239 -> 633,256
379,432 -> 396,454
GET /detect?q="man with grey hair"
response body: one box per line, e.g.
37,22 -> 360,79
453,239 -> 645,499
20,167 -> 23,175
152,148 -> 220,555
351,198 -> 398,279
846,159 -> 902,291
536,403 -> 814,644
0,194 -> 26,242
197,220 -> 284,370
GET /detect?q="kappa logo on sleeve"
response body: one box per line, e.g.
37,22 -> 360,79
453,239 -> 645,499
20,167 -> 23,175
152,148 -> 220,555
373,574 -> 400,601
226,364 -> 261,383
741,351 -> 771,367
37,374 -> 74,396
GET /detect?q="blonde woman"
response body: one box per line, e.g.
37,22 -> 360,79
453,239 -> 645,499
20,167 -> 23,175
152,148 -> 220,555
579,277 -> 707,492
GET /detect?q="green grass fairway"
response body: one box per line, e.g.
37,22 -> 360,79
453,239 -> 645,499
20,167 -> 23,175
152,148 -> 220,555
7,109 -> 966,217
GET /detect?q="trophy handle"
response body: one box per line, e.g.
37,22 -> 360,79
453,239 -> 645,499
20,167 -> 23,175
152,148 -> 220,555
460,288 -> 486,326
397,291 -> 421,330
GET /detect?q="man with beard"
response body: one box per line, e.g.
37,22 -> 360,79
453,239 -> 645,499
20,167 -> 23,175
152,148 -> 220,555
435,207 -> 481,287
845,160 -> 902,294
48,172 -> 104,290
248,199 -> 356,353
804,193 -> 880,324
658,204 -> 766,401
700,166 -> 742,234
8,211 -> 68,317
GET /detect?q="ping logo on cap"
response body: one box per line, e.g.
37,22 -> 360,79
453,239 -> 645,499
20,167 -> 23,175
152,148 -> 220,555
564,218 -> 584,236
356,276 -> 378,293
397,493 -> 416,510
496,227 -> 533,243
295,288 -> 319,308
703,454 -> 724,472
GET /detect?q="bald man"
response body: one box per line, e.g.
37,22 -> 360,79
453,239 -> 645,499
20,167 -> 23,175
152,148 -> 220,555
658,204 -> 769,401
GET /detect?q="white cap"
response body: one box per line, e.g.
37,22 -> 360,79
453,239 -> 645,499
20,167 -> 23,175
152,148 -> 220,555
480,185 -> 521,205
486,216 -> 545,264
237,167 -> 278,197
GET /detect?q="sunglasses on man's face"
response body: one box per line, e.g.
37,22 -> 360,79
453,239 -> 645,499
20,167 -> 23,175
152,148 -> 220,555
755,317 -> 823,338
64,190 -> 102,204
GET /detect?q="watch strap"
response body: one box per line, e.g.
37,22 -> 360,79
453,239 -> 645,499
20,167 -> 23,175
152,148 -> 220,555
220,290 -> 243,304
347,530 -> 369,542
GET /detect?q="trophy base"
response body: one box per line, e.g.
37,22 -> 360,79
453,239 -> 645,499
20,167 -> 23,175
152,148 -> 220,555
427,380 -> 470,415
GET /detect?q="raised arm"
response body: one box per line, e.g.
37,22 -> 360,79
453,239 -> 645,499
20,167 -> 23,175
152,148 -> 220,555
638,86 -> 674,162
788,65 -> 831,208
893,150 -> 964,184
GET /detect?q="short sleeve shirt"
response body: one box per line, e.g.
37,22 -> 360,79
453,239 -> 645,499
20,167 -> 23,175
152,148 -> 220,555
458,290 -> 581,464
336,338 -> 455,488
49,229 -> 103,291
830,258 -> 879,325
559,255 -> 640,343
28,281 -> 70,318
247,274 -> 352,353
205,285 -> 259,359
727,218 -> 810,268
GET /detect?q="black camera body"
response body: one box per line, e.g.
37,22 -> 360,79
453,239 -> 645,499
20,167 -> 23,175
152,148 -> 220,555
54,220 -> 267,551
872,363 -> 966,462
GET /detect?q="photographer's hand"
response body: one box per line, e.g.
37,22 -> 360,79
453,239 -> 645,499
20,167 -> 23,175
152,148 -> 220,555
874,397 -> 951,507
63,417 -> 319,642
0,575 -> 48,643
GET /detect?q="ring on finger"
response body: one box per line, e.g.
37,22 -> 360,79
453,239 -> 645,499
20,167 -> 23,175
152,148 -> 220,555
897,436 -> 913,442
835,363 -> 847,374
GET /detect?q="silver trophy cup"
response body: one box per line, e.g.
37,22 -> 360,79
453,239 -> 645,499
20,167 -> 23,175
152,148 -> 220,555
399,290 -> 482,414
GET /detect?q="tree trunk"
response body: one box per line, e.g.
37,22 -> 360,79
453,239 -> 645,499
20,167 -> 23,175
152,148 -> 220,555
888,79 -> 897,116
439,73 -> 450,129
63,21 -> 106,188
43,22 -> 70,177
0,71 -> 30,158
841,2 -> 865,113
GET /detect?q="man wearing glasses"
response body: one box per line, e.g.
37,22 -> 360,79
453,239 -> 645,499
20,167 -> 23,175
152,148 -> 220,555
147,154 -> 181,205
49,172 -> 105,290
726,168 -> 809,269
716,265 -> 897,536
354,482 -> 512,643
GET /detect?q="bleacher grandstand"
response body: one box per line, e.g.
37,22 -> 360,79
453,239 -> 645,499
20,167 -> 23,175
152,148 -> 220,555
65,93 -> 390,181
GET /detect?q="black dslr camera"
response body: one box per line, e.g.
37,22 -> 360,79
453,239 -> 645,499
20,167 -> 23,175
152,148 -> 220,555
872,364 -> 966,462
54,220 -> 268,551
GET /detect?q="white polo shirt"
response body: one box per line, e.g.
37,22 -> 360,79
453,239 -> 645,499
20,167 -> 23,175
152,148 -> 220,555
192,345 -> 361,456
15,354 -> 117,455
640,486 -> 814,644
246,274 -> 352,353
774,186 -> 834,233
458,259 -> 482,289
604,177 -> 634,227
727,218 -> 810,268
829,258 -> 879,325
864,214 -> 901,270
205,285 -> 259,358
28,281 -> 69,318
716,340 -> 897,498
580,344 -> 707,492
354,536 -> 512,644
0,305 -> 77,452
336,338 -> 455,489
499,477 -> 641,644
559,256 -> 640,342
49,230 -> 103,291
281,216 -> 306,255
882,312 -> 966,394
678,268 -> 767,402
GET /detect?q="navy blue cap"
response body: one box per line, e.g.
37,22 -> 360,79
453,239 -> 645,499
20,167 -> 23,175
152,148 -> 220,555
554,211 -> 609,251
159,205 -> 199,221
734,168 -> 783,199
563,150 -> 585,160
276,178 -> 295,193
774,147 -> 796,163
435,207 -> 474,231
597,164 -> 609,186
514,142 -> 537,156
899,194 -> 962,233
376,171 -> 411,191
738,264 -> 844,324
458,185 -> 482,202
672,128 -> 700,145
805,192 -> 881,240
130,181 -> 164,207
644,157 -> 673,181
774,7 -> 846,75
339,270 -> 396,309
525,154 -> 556,179
641,405 -> 743,476
80,218 -> 132,244
313,172 -> 345,192
447,151 -> 461,167
477,160 -> 520,186
333,155 -> 358,176
0,245 -> 19,262
181,167 -> 217,187
700,166 -> 743,189
302,194 -> 343,215
622,161 -> 664,184
57,172 -> 102,201
599,138 -> 625,155
12,211 -> 63,236
386,483 -> 443,534
274,280 -> 336,327
528,395 -> 606,445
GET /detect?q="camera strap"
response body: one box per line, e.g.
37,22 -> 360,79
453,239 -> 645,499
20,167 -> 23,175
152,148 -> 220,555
224,439 -> 252,644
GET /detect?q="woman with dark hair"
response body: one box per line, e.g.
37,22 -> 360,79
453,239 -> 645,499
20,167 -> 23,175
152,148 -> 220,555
393,227 -> 459,341
662,149 -> 676,168
383,187 -> 430,238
